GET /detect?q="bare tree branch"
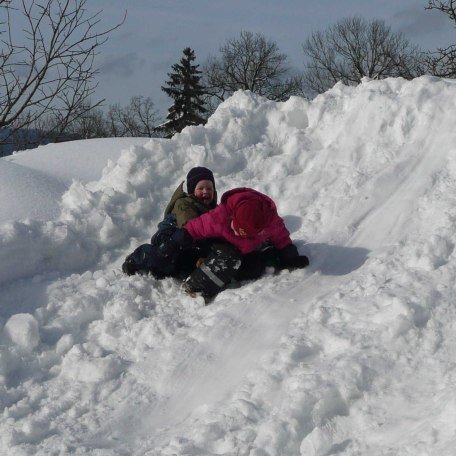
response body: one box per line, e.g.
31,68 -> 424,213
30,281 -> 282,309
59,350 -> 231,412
0,0 -> 125,151
426,0 -> 456,20
425,1 -> 456,77
302,17 -> 426,96
203,31 -> 303,109
107,96 -> 160,138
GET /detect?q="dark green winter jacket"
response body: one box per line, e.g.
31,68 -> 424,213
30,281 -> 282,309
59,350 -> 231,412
164,182 -> 217,228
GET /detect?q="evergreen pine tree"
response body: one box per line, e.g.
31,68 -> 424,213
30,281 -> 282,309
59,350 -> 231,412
158,48 -> 207,137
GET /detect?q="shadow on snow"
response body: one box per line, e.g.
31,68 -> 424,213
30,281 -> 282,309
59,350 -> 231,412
300,242 -> 370,276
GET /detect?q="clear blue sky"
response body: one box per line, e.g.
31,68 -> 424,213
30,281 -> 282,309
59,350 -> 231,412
91,0 -> 455,117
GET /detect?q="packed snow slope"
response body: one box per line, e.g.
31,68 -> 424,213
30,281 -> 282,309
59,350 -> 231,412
1,76 -> 456,455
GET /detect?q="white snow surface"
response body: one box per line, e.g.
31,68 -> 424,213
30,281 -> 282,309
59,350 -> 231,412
0,77 -> 456,455
1,138 -> 150,223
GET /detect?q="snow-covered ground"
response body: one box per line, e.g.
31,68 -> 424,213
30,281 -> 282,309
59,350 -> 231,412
0,138 -> 150,223
1,76 -> 456,455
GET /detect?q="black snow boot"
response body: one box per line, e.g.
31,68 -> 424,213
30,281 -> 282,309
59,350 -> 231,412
183,245 -> 242,300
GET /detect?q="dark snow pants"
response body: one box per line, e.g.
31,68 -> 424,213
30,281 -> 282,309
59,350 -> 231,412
122,240 -> 213,280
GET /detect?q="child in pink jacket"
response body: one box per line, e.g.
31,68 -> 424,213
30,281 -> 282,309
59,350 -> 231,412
165,187 -> 309,299
184,187 -> 291,254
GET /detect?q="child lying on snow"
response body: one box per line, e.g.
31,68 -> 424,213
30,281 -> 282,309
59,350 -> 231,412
159,187 -> 310,300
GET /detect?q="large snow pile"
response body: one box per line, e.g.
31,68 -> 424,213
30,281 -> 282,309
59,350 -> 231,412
0,137 -> 150,224
0,76 -> 456,455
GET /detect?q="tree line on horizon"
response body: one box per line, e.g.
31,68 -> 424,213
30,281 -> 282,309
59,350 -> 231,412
1,0 -> 455,155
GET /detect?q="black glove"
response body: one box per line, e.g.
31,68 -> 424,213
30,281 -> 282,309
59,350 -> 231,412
278,244 -> 309,270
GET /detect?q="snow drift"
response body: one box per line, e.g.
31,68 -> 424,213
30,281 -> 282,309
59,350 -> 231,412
0,76 -> 456,455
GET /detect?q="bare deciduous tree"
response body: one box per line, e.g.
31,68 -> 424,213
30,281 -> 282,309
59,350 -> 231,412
425,0 -> 456,77
427,0 -> 456,21
64,105 -> 109,139
107,96 -> 160,137
302,16 -> 426,95
0,0 -> 124,150
204,31 -> 303,108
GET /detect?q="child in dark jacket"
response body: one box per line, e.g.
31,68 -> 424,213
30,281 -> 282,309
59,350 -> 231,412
122,166 -> 217,278
164,187 -> 309,298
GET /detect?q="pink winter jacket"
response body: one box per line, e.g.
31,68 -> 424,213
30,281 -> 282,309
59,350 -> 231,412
183,188 -> 292,255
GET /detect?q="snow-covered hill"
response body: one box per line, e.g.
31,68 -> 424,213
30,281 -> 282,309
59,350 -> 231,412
1,76 -> 455,455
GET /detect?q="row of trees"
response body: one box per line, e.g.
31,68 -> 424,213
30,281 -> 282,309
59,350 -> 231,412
1,0 -> 456,153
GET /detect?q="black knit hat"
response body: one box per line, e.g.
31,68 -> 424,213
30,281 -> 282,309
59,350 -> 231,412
186,166 -> 215,194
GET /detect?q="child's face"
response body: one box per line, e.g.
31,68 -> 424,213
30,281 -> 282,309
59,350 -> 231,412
194,180 -> 214,205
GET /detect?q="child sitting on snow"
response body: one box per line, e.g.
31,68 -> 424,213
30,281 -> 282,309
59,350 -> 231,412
122,166 -> 218,278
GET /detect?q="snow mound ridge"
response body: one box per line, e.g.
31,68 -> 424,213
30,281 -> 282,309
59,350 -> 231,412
1,76 -> 456,454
